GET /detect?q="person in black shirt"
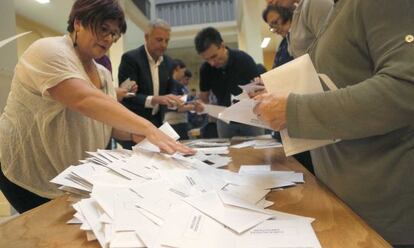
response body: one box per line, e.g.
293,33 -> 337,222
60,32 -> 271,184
194,27 -> 265,138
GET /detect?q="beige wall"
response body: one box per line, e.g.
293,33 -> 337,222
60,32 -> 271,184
263,50 -> 276,71
15,14 -> 61,57
0,0 -> 17,215
237,0 -> 264,64
0,0 -> 17,115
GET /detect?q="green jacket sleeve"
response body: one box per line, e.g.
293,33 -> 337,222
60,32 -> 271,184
287,0 -> 414,140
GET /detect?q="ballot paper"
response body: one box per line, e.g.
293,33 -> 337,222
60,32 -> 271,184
51,146 -> 321,248
239,81 -> 266,95
131,180 -> 182,220
218,99 -> 269,129
236,218 -> 321,248
261,54 -> 338,156
194,146 -> 229,155
202,104 -> 227,119
221,184 -> 270,205
167,95 -> 188,110
158,202 -> 235,248
159,202 -> 319,248
230,140 -> 256,148
217,169 -> 295,189
197,154 -> 232,168
184,191 -> 273,234
187,140 -> 231,147
78,198 -> 107,248
239,165 -> 271,174
135,122 -> 180,152
0,31 -> 31,48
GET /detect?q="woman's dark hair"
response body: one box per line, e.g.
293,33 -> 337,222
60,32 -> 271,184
262,5 -> 293,24
194,27 -> 223,54
67,0 -> 127,35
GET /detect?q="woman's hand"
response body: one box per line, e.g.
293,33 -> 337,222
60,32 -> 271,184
253,93 -> 288,131
141,126 -> 195,155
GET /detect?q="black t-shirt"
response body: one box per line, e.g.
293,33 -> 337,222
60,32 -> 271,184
199,48 -> 259,107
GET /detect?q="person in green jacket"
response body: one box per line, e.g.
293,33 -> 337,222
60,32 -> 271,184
255,0 -> 414,246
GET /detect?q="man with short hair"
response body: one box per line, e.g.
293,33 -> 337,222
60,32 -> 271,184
194,27 -> 264,138
118,19 -> 183,148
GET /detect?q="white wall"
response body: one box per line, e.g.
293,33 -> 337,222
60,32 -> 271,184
0,0 -> 18,114
236,0 -> 264,64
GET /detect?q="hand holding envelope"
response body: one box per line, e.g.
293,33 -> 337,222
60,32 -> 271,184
239,77 -> 267,98
253,93 -> 288,131
117,78 -> 138,102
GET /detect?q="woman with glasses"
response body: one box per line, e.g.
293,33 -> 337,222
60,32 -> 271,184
266,0 -> 333,58
0,0 -> 193,213
262,5 -> 294,68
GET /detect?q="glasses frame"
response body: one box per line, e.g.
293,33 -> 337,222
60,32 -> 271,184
97,24 -> 121,43
268,18 -> 284,33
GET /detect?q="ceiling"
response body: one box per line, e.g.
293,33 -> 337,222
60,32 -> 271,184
13,0 -> 281,69
13,0 -> 283,91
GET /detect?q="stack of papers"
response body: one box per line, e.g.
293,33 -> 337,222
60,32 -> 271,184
231,139 -> 282,149
52,148 -> 318,248
50,123 -> 319,248
201,54 -> 338,157
261,54 -> 338,156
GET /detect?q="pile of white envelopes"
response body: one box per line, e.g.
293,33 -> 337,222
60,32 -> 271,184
51,145 -> 321,248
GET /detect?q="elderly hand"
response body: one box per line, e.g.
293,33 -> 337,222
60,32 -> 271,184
253,93 -> 288,131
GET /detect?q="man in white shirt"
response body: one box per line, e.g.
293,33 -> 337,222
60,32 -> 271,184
118,19 -> 183,149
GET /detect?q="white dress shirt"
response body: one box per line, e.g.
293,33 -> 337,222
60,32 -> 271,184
144,45 -> 164,115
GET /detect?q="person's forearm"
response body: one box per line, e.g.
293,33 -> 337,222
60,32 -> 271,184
112,128 -> 132,141
49,79 -> 157,137
68,89 -> 155,136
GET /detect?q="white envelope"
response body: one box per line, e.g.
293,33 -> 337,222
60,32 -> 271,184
221,184 -> 270,205
78,199 -> 107,248
184,191 -> 273,234
218,99 -> 270,129
236,218 -> 321,248
135,122 -> 180,152
202,104 -> 227,119
261,54 -> 337,156
130,180 -> 181,220
159,202 -> 235,248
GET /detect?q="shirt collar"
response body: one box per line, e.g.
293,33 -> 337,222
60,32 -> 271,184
223,47 -> 233,69
144,44 -> 163,66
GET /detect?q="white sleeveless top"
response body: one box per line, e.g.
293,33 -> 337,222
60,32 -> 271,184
0,35 -> 115,198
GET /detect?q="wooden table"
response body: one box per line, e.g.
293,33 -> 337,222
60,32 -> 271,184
0,147 -> 391,248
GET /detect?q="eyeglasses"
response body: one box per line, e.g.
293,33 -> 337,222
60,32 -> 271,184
268,18 -> 283,33
97,25 -> 121,42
